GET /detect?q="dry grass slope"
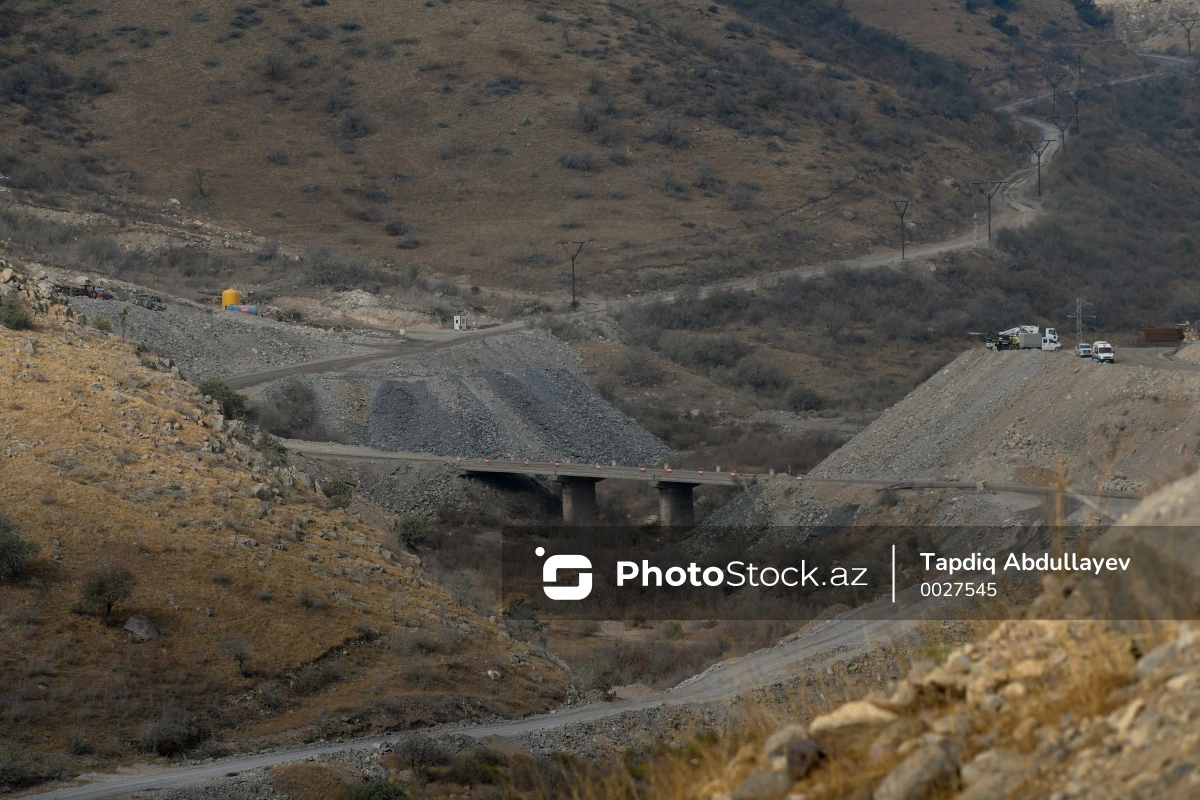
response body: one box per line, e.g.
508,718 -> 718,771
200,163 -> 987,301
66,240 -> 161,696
0,277 -> 565,788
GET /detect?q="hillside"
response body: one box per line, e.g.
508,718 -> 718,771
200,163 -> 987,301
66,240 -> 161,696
0,0 -> 1023,304
0,269 -> 566,791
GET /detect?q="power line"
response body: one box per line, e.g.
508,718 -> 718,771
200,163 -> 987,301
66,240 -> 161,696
1023,139 -> 1052,197
1047,115 -> 1077,156
1043,72 -> 1069,113
891,199 -> 912,259
1178,19 -> 1198,58
556,241 -> 590,310
1067,297 -> 1095,344
970,181 -> 1008,242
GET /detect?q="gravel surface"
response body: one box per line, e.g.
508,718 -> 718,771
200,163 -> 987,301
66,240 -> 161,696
274,331 -> 671,464
69,297 -> 364,381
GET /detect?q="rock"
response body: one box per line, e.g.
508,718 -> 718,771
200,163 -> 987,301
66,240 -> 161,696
252,483 -> 274,500
731,768 -> 791,800
761,724 -> 821,779
22,340 -> 35,355
842,210 -> 856,220
873,745 -> 957,800
930,713 -> 971,737
1136,640 -> 1177,678
1,267 -> 13,282
762,724 -> 809,760
487,669 -> 502,680
123,615 -> 162,642
811,701 -> 897,737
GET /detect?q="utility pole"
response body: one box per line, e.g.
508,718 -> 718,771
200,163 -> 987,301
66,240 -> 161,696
1023,139 -> 1052,197
557,240 -> 590,310
1064,89 -> 1083,134
1067,298 -> 1095,344
1048,116 -> 1077,156
970,182 -> 1008,242
1043,73 -> 1069,113
891,199 -> 912,259
1178,19 -> 1198,58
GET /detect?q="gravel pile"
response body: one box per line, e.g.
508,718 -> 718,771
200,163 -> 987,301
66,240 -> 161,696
69,297 -> 361,381
282,331 -> 671,464
810,348 -> 1057,481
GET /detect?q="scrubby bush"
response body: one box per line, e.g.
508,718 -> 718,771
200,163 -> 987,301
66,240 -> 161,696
197,379 -> 257,422
256,382 -> 328,441
788,386 -> 826,413
321,479 -> 352,508
0,514 -> 38,582
91,314 -> 112,333
81,563 -> 136,622
0,293 -> 31,330
391,517 -> 432,551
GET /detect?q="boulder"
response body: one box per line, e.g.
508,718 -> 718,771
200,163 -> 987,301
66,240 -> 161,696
124,615 -> 161,642
873,745 -> 958,800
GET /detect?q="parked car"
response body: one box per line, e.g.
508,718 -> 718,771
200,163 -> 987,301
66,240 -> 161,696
1075,343 -> 1093,358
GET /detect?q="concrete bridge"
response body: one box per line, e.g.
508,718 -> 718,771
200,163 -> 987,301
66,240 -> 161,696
457,458 -> 756,525
280,441 -> 1142,526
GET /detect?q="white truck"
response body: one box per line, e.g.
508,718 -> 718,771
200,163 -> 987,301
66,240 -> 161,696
984,326 -> 1061,351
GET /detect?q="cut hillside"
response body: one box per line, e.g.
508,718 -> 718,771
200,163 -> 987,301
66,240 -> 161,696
0,0 -> 1021,302
0,270 -> 566,791
264,329 -> 672,463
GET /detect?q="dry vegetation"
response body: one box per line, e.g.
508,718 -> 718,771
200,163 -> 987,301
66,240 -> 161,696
0,298 -> 566,790
0,0 -> 1027,305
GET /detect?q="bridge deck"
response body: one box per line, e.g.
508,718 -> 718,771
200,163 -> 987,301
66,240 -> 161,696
458,459 -> 757,485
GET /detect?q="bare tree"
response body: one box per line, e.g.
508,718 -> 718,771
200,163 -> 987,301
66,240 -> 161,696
191,167 -> 210,198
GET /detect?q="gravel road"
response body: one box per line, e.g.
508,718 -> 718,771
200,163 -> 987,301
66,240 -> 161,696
69,297 -> 366,381
20,590 -> 942,800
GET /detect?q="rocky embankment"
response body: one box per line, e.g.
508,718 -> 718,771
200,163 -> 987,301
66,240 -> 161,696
69,296 -> 366,381
272,330 -> 672,464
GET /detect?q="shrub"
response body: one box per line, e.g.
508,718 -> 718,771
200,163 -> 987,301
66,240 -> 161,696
788,386 -> 826,412
321,479 -> 352,508
392,734 -> 449,778
135,704 -> 202,755
0,294 -> 31,330
341,109 -> 373,138
734,356 -> 787,391
383,219 -> 410,237
197,379 -> 257,422
559,151 -> 594,171
298,584 -> 325,610
81,563 -> 136,622
92,314 -> 112,333
0,514 -> 38,582
257,382 -> 328,441
336,781 -> 411,800
0,744 -> 34,789
392,517 -> 432,551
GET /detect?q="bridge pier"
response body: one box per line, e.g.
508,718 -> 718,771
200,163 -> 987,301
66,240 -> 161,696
556,476 -> 601,524
655,482 -> 698,526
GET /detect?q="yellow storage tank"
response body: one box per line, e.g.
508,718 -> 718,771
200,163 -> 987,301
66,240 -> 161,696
221,288 -> 240,309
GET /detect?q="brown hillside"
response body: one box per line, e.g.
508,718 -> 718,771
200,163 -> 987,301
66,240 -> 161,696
0,0 -> 1022,303
0,274 -> 564,784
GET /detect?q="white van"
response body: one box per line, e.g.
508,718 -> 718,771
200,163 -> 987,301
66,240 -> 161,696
1091,341 -> 1115,363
